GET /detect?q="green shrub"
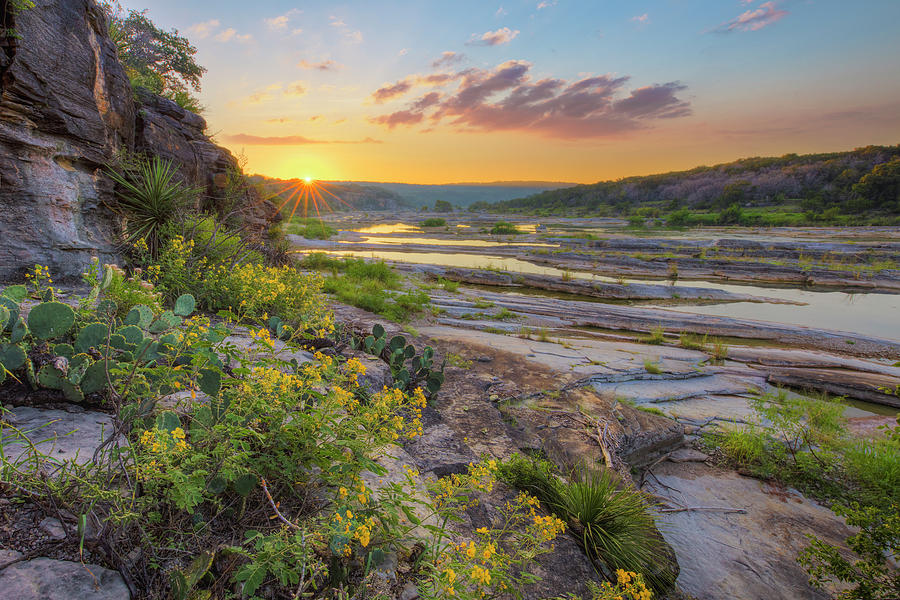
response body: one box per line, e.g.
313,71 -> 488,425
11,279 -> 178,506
490,221 -> 522,235
799,503 -> 900,600
421,218 -> 447,227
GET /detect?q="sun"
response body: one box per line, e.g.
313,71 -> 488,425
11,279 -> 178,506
304,176 -> 313,183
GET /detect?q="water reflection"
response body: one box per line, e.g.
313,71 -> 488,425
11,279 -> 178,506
307,248 -> 900,341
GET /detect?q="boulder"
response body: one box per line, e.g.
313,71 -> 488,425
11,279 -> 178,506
0,557 -> 130,600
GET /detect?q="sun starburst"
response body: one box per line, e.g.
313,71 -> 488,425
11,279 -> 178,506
265,177 -> 350,222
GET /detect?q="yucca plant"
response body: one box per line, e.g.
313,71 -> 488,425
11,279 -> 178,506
561,468 -> 668,587
107,155 -> 199,258
498,454 -> 674,591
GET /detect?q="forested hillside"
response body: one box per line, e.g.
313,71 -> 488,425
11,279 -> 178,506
484,146 -> 900,224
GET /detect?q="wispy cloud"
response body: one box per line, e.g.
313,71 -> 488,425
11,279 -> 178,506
714,1 -> 788,32
631,13 -> 649,25
329,15 -> 363,43
215,28 -> 253,44
264,118 -> 296,124
537,1 -> 557,9
265,9 -> 301,31
495,6 -> 508,17
187,19 -> 220,39
467,27 -> 520,46
243,81 -> 307,104
226,134 -> 382,145
297,59 -> 342,71
368,60 -> 691,139
398,48 -> 409,56
369,71 -> 463,104
432,51 -> 465,69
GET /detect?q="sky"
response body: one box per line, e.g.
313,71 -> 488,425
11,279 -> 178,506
123,0 -> 900,184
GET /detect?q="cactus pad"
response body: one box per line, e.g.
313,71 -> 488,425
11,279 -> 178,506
125,305 -> 155,329
28,302 -> 75,340
75,322 -> 108,353
173,294 -> 196,317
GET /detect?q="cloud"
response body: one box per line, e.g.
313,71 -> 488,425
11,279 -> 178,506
496,6 -> 508,17
537,1 -> 557,9
631,13 -> 649,24
187,19 -> 220,39
215,28 -> 253,43
329,15 -> 363,43
369,71 -> 463,104
715,1 -> 788,32
371,80 -> 415,103
467,27 -> 520,46
297,59 -> 342,71
265,118 -> 296,124
432,51 -> 465,69
226,134 -> 382,145
264,9 -> 301,31
368,60 -> 691,139
284,81 -> 307,97
398,48 -> 409,56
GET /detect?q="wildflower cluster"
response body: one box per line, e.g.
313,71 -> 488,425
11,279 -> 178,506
421,474 -> 567,600
587,570 -> 653,600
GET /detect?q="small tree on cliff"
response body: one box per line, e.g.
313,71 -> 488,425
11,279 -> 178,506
100,2 -> 207,113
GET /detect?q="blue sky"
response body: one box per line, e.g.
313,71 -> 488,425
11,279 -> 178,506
123,0 -> 900,183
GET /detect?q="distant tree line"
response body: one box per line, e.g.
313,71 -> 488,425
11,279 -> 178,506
486,146 -> 900,221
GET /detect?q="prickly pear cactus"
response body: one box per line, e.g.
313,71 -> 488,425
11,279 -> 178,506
27,302 -> 75,340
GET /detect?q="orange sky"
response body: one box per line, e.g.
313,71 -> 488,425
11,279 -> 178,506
135,0 -> 900,184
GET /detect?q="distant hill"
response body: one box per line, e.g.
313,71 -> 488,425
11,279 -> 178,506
249,176 -> 575,212
486,146 -> 900,219
322,181 -> 575,209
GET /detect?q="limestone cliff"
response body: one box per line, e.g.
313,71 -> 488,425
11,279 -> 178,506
0,0 -> 275,280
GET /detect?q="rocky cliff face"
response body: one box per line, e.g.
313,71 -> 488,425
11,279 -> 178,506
0,0 -> 275,281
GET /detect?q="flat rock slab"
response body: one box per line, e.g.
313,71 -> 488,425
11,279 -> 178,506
0,558 -> 130,600
590,373 -> 762,404
3,406 -> 118,465
646,461 -> 852,600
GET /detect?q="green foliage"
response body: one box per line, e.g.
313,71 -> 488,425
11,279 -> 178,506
852,157 -> 900,212
353,324 -> 446,398
421,217 -> 447,227
710,390 -> 898,510
100,2 -> 206,110
490,221 -> 522,235
498,454 -> 672,592
300,253 -> 430,322
107,155 -> 200,257
433,199 -> 454,212
643,359 -> 662,374
798,503 -> 900,600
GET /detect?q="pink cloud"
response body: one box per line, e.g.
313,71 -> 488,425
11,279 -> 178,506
467,26 -> 520,46
368,60 -> 691,139
717,1 -> 788,32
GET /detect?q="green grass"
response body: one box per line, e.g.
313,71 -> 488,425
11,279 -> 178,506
643,326 -> 665,345
643,358 -> 662,374
679,332 -> 708,351
421,217 -> 446,227
284,217 -> 336,239
299,253 -> 428,322
437,277 -> 459,292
